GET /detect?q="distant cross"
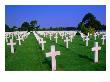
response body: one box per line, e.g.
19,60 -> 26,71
49,33 -> 52,40
64,33 -> 67,37
16,34 -> 22,45
81,34 -> 85,41
11,34 -> 14,40
45,32 -> 48,37
21,35 -> 24,41
92,42 -> 101,63
94,33 -> 97,40
101,35 -> 106,45
44,33 -> 46,37
61,34 -> 64,39
7,39 -> 16,53
38,38 -> 42,44
54,33 -> 58,43
64,37 -> 70,48
85,36 -> 89,46
39,38 -> 46,50
5,35 -> 9,42
69,35 -> 74,42
46,45 -> 60,71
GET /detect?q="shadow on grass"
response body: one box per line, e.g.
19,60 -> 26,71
42,58 -> 51,70
57,43 -> 65,48
78,54 -> 93,62
95,65 -> 106,71
79,43 -> 85,46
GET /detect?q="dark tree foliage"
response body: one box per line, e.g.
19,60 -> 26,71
11,26 -> 18,31
101,25 -> 106,31
77,13 -> 106,33
5,24 -> 11,32
21,22 -> 30,31
30,20 -> 37,31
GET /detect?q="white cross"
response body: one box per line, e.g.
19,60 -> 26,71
45,33 -> 48,37
85,36 -> 89,46
92,42 -> 101,63
81,34 -> 85,41
21,35 -> 24,41
7,39 -> 16,53
61,34 -> 64,39
54,33 -> 58,43
5,35 -> 9,43
11,34 -> 13,40
64,33 -> 67,37
46,45 -> 60,71
44,33 -> 46,37
101,35 -> 106,45
49,33 -> 52,40
39,38 -> 46,50
64,37 -> 70,48
16,34 -> 22,45
94,33 -> 97,40
69,35 -> 74,42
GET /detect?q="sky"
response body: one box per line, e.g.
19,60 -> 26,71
5,5 -> 106,28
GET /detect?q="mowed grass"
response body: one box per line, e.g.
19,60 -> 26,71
5,33 -> 50,71
5,32 -> 106,71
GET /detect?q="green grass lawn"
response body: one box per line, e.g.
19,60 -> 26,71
5,32 -> 106,71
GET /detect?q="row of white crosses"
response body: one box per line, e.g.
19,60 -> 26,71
5,31 -> 29,43
64,32 -> 76,48
85,32 -> 105,63
6,31 -> 30,53
49,31 -> 76,48
80,31 -> 106,47
36,31 -> 105,70
60,32 -> 104,64
33,31 -> 46,50
36,31 -> 77,70
34,31 -> 61,71
38,31 -> 105,64
81,32 -> 105,63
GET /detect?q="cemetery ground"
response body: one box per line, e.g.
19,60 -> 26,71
5,32 -> 106,71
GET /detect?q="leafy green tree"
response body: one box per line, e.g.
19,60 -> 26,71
77,13 -> 103,33
88,26 -> 95,34
82,13 -> 101,30
81,23 -> 88,34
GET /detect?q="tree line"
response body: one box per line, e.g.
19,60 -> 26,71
5,13 -> 106,34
